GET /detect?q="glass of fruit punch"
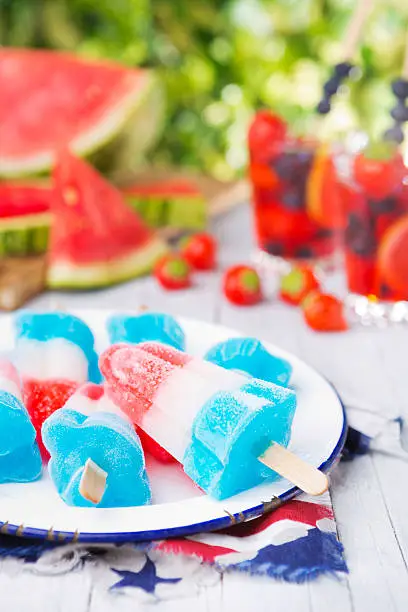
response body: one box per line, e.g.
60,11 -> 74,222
336,140 -> 408,321
248,111 -> 342,272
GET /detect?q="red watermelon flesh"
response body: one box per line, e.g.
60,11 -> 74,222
0,182 -> 51,218
47,151 -> 167,288
123,179 -> 202,198
0,49 -> 160,177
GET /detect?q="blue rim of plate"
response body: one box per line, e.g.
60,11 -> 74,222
0,384 -> 347,544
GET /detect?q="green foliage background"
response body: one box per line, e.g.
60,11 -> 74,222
1,0 -> 407,178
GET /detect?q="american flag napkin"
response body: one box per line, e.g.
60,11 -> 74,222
0,491 -> 347,601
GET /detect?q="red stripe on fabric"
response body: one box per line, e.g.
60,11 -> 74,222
219,501 -> 334,538
155,538 -> 236,563
153,501 -> 333,562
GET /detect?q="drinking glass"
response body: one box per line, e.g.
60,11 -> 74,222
336,141 -> 408,322
248,111 -> 342,272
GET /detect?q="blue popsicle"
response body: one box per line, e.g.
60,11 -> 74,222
183,380 -> 297,499
42,409 -> 151,507
14,311 -> 101,383
107,312 -> 185,351
0,360 -> 42,483
205,337 -> 292,387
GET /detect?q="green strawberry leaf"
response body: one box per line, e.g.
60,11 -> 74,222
364,141 -> 397,161
280,268 -> 305,296
165,258 -> 189,278
240,270 -> 260,292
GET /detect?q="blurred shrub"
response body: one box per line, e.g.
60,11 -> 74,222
1,0 -> 407,178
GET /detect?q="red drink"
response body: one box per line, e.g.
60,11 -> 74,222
338,144 -> 408,301
248,111 -> 342,266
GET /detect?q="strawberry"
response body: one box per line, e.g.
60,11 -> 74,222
180,233 -> 217,271
354,142 -> 404,199
23,379 -> 78,460
154,254 -> 191,290
302,292 -> 348,332
136,426 -> 177,464
279,266 -> 320,305
248,111 -> 287,156
223,265 -> 263,306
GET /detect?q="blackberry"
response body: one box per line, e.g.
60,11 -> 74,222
391,102 -> 408,123
334,62 -> 354,78
294,245 -> 314,259
317,99 -> 331,115
368,197 -> 398,214
281,188 -> 304,211
345,213 -> 376,257
384,124 -> 404,144
391,78 -> 408,100
316,227 -> 335,239
264,241 -> 285,257
272,153 -> 296,180
317,62 -> 354,117
295,150 -> 314,170
379,282 -> 393,299
324,76 -> 341,96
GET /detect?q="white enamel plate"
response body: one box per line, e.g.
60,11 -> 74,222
0,309 -> 346,543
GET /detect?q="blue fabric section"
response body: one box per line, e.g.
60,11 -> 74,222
0,529 -> 347,585
342,427 -> 371,460
220,528 -> 348,583
110,556 -> 182,592
0,534 -> 59,562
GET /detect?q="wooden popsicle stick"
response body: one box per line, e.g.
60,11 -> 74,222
258,443 -> 329,496
342,0 -> 375,61
79,458 -> 107,504
50,299 -> 67,312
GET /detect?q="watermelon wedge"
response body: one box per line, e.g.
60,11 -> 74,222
47,151 -> 167,288
0,49 -> 164,178
124,179 -> 207,229
0,181 -> 52,256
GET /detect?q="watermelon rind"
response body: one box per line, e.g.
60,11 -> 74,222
166,197 -> 207,230
125,192 -> 207,230
90,72 -> 165,178
47,236 -> 167,289
0,66 -> 164,178
0,213 -> 51,256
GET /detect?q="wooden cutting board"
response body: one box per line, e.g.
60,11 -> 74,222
0,256 -> 47,311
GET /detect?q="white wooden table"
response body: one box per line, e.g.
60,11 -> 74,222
1,203 -> 408,612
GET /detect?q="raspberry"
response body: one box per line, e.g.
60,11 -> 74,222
23,379 -> 78,460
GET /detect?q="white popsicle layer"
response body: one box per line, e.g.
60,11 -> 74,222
102,343 -> 248,461
65,384 -> 132,423
0,359 -> 22,400
15,338 -> 89,382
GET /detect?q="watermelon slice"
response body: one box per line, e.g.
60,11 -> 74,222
0,182 -> 52,256
0,49 -> 164,178
124,179 -> 207,230
47,151 -> 167,288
